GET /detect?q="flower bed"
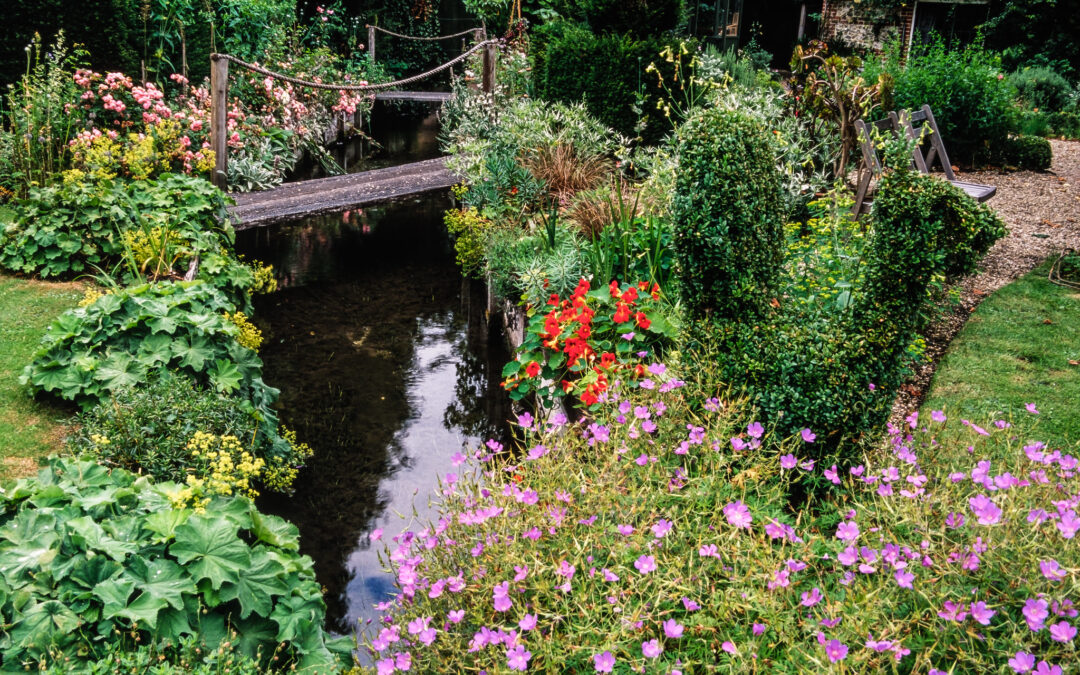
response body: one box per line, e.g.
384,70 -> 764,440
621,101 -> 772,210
365,374 -> 1077,673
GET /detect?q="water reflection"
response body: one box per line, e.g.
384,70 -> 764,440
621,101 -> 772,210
235,195 -> 511,635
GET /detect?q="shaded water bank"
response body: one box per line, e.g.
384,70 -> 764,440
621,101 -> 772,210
235,194 -> 512,634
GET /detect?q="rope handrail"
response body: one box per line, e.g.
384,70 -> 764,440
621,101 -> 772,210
212,39 -> 496,92
366,24 -> 485,41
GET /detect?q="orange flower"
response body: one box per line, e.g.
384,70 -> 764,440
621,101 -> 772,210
635,312 -> 651,330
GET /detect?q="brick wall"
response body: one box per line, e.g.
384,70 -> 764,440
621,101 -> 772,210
820,1 -> 915,53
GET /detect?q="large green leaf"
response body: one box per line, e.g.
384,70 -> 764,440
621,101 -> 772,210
0,532 -> 60,580
125,558 -> 195,611
169,515 -> 250,590
208,358 -> 243,393
67,516 -> 138,561
7,600 -> 82,653
218,549 -> 287,619
142,508 -> 191,544
94,576 -> 166,629
249,509 -> 299,551
172,335 -> 215,372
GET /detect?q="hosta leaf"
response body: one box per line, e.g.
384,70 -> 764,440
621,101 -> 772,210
125,557 -> 195,611
169,515 -> 250,590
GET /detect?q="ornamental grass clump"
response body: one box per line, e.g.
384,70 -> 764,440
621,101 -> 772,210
364,372 -> 1077,673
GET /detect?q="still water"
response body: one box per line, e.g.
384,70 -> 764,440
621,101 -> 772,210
235,193 -> 511,636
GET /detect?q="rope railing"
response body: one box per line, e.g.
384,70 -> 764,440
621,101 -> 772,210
366,24 -> 485,41
208,39 -> 498,188
213,39 -> 496,92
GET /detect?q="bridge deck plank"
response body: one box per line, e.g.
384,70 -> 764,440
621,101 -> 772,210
373,91 -> 452,102
228,157 -> 455,229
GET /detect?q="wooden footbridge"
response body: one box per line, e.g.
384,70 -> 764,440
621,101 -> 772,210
210,26 -> 496,228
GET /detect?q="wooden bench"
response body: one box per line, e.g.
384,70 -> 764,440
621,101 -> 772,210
852,104 -> 996,219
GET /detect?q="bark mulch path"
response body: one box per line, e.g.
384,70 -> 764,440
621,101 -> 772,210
889,139 -> 1080,425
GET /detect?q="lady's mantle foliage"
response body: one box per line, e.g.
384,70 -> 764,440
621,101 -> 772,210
365,373 -> 1076,673
0,458 -> 349,671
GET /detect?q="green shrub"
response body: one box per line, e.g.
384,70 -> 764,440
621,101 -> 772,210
530,22 -> 694,142
0,458 -> 349,671
41,634 -> 269,674
542,0 -> 684,36
485,225 -> 587,306
21,281 -> 277,424
0,173 -> 230,280
702,141 -> 1006,449
670,106 -> 785,319
1008,65 -> 1074,111
994,134 -> 1054,171
66,371 -> 311,493
444,206 -> 494,279
872,40 -> 1016,165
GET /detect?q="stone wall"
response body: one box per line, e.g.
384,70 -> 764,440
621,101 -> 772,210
820,0 -> 915,52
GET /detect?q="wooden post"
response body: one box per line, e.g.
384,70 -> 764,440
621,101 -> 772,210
481,43 -> 496,94
368,25 -> 376,63
209,54 -> 229,189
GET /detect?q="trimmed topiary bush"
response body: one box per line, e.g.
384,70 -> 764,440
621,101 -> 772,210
995,134 -> 1054,171
671,106 -> 785,320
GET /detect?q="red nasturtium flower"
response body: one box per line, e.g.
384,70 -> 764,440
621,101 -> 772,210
525,361 -> 541,378
635,311 -> 651,329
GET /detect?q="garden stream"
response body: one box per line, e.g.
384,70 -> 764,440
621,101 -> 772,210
234,109 -> 512,639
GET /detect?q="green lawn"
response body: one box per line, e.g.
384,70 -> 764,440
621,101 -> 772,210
922,261 -> 1080,449
0,275 -> 83,483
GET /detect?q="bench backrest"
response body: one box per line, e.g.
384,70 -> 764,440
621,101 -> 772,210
855,104 -> 956,180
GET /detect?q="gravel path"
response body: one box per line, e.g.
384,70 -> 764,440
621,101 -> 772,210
889,139 -> 1080,424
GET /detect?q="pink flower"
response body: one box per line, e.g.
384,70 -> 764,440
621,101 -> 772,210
1009,651 -> 1036,673
894,569 -> 915,589
1049,620 -> 1076,643
931,410 -> 947,423
721,640 -> 737,655
723,501 -> 753,529
593,651 -> 615,673
634,555 -> 657,574
937,600 -> 967,622
493,581 -> 512,612
970,601 -> 996,626
780,454 -> 797,469
836,520 -> 859,542
652,519 -> 673,538
642,639 -> 663,659
824,639 -> 848,662
448,609 -> 464,623
1040,559 -> 1066,581
506,644 -> 531,670
663,619 -> 684,638
699,543 -> 720,558
801,428 -> 816,443
616,524 -> 634,536
968,494 -> 1002,525
801,587 -> 824,607
1026,402 -> 1039,414
1024,598 -> 1049,631
519,614 -> 537,631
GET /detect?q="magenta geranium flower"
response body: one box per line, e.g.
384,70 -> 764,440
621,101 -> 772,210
1049,620 -> 1076,643
824,639 -> 848,662
506,644 -> 531,671
968,494 -> 1002,525
663,619 -> 684,638
1040,559 -> 1066,581
723,501 -> 753,529
779,454 -> 797,469
642,639 -> 663,659
970,601 -> 995,626
593,651 -> 615,673
1023,598 -> 1049,631
1009,651 -> 1036,673
800,428 -> 816,443
634,555 -> 657,574
836,520 -> 859,542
